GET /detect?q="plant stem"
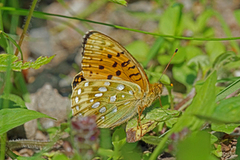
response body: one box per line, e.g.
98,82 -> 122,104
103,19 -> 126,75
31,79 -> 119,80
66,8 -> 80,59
14,0 -> 38,57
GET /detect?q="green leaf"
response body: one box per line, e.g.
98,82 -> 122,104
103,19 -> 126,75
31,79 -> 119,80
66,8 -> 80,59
0,108 -> 55,134
112,127 -> 126,142
216,78 -> 240,102
177,131 -> 211,160
212,96 -> 240,123
145,108 -> 180,122
108,0 -> 127,6
52,153 -> 69,160
211,123 -> 239,134
159,4 -> 182,36
187,55 -> 210,74
0,94 -> 27,108
206,41 -> 225,63
125,40 -> 149,63
213,51 -> 239,69
142,136 -> 161,145
0,54 -> 55,72
150,71 -> 217,160
172,63 -> 197,91
234,9 -> 240,25
142,37 -> 164,67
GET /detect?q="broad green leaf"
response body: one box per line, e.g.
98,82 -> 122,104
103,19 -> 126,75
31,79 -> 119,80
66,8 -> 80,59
211,123 -> 239,134
142,136 -> 161,145
0,108 -> 55,134
212,96 -> 240,123
0,94 -> 27,108
176,131 -> 211,160
145,108 -> 180,122
0,54 -> 55,72
159,4 -> 182,36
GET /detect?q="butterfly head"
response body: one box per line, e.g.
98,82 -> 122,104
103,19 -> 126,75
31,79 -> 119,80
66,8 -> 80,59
152,83 -> 163,97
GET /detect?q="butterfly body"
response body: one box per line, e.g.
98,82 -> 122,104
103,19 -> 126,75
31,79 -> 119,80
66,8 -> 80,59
71,31 -> 162,128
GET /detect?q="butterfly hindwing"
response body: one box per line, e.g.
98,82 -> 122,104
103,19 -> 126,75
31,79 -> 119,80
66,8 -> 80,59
71,77 -> 143,128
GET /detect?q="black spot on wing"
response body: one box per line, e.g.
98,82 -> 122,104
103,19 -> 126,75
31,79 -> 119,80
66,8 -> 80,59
129,73 -> 140,78
121,60 -> 131,67
116,53 -> 120,57
116,70 -> 121,76
128,65 -> 135,70
112,62 -> 117,67
107,75 -> 113,79
99,65 -> 104,69
108,54 -> 112,58
73,74 -> 86,88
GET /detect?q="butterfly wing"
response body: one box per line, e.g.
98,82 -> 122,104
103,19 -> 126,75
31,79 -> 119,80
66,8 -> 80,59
79,30 -> 150,92
71,78 -> 143,128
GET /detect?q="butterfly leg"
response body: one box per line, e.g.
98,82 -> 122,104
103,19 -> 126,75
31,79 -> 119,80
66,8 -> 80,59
137,105 -> 146,137
137,106 -> 142,137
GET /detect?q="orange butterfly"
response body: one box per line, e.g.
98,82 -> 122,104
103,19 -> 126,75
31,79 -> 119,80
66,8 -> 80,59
71,31 -> 162,131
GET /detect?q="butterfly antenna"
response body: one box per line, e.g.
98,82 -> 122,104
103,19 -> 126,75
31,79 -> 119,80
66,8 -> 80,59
159,49 -> 178,81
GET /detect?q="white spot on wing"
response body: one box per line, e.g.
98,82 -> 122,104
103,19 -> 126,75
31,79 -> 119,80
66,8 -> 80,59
78,89 -> 81,95
99,107 -> 106,113
122,95 -> 125,98
112,107 -> 117,113
101,116 -> 105,120
129,90 -> 133,95
99,87 -> 107,92
75,97 -> 79,103
110,95 -> 117,102
95,93 -> 103,97
90,99 -> 94,103
117,84 -> 125,91
124,101 -> 130,105
84,82 -> 89,87
104,82 -> 110,86
76,106 -> 80,110
92,102 -> 100,108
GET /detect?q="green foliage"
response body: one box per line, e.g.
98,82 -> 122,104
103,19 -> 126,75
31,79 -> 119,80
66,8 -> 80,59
0,108 -> 55,134
108,0 -> 127,6
176,131 -> 211,160
0,54 -> 55,72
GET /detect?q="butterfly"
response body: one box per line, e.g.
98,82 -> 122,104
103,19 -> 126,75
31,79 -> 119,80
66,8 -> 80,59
71,30 -> 162,131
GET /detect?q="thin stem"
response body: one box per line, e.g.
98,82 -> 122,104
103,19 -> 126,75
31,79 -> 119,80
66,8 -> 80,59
1,7 -> 240,41
14,0 -> 38,57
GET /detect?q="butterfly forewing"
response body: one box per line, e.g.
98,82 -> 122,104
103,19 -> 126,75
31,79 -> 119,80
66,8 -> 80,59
71,78 -> 143,128
81,31 -> 150,92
